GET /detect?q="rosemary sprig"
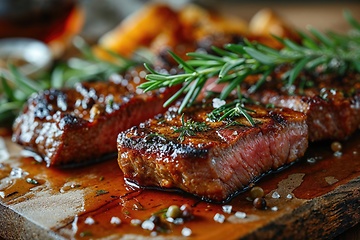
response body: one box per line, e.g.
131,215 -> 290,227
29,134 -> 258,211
0,37 -> 136,123
173,114 -> 210,142
140,10 -> 360,123
51,37 -> 136,87
208,99 -> 256,126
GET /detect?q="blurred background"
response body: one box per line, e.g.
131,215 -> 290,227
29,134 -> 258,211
80,0 -> 360,40
1,0 -> 360,56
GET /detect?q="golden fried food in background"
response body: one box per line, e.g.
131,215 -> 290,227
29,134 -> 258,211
97,3 -> 297,59
98,4 -> 180,58
248,8 -> 299,47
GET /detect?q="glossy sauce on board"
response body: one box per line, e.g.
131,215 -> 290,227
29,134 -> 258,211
0,130 -> 359,239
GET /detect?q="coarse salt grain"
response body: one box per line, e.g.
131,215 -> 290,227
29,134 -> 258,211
307,157 -> 316,163
84,217 -> 95,225
173,218 -> 184,225
272,191 -> 281,199
271,206 -> 278,211
130,219 -> 142,226
286,193 -> 293,199
214,213 -> 225,223
334,151 -> 342,157
141,220 -> 155,231
0,191 -> 5,198
235,211 -> 247,219
10,167 -> 28,179
222,205 -> 232,214
110,217 -> 121,225
181,227 -> 192,237
212,98 -> 226,108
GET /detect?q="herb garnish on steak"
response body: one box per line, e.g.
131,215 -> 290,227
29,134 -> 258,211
139,11 -> 360,138
117,101 -> 308,202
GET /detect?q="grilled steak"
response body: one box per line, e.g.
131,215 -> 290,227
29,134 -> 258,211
117,101 -> 308,202
244,72 -> 360,141
12,67 -> 179,167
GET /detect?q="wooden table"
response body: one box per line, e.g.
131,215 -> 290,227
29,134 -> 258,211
0,129 -> 359,239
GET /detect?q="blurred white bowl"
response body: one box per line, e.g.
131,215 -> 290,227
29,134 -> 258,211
0,38 -> 52,76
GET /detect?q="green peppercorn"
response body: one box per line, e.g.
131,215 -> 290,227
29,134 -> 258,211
166,205 -> 182,219
250,186 -> 264,199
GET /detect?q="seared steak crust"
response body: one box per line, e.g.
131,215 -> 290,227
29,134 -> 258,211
117,102 -> 308,202
246,72 -> 360,141
12,67 -> 178,167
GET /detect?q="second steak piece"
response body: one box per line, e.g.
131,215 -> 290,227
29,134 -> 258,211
117,101 -> 308,202
12,67 -> 179,167
245,72 -> 360,142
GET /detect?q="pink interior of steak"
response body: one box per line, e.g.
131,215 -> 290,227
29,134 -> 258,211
117,102 -> 308,202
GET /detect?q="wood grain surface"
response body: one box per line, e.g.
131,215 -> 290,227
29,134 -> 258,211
0,130 -> 359,239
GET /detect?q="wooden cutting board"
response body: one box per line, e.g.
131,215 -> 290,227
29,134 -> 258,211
0,130 -> 359,239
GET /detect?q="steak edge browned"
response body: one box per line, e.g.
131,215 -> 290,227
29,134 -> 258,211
12,67 -> 179,167
244,72 -> 360,141
117,102 -> 308,202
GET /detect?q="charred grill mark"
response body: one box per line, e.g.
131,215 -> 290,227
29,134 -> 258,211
269,111 -> 287,125
12,66 -> 181,166
117,101 -> 308,202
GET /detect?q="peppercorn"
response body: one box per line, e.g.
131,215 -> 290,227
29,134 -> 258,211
331,141 -> 342,152
180,204 -> 193,219
148,215 -> 161,225
166,205 -> 182,219
250,186 -> 264,199
253,197 -> 267,210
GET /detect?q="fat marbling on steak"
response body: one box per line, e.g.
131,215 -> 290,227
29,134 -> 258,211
117,101 -> 308,202
12,67 -> 179,167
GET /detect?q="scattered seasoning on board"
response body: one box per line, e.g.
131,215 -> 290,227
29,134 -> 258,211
271,206 -> 279,211
331,141 -> 342,152
307,157 -> 317,163
166,205 -> 182,218
253,197 -> 267,210
271,191 -> 281,199
141,220 -> 156,231
79,231 -> 92,237
250,186 -> 264,199
130,219 -> 142,226
110,216 -> 121,225
137,204 -> 195,234
222,205 -> 232,214
331,141 -> 343,157
96,189 -> 109,196
26,177 -> 38,185
235,211 -> 247,219
213,213 -> 226,223
181,227 -> 192,237
84,217 -> 95,225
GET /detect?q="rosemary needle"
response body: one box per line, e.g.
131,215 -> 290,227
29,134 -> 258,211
173,114 -> 210,142
0,38 -> 137,123
139,10 -> 360,124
